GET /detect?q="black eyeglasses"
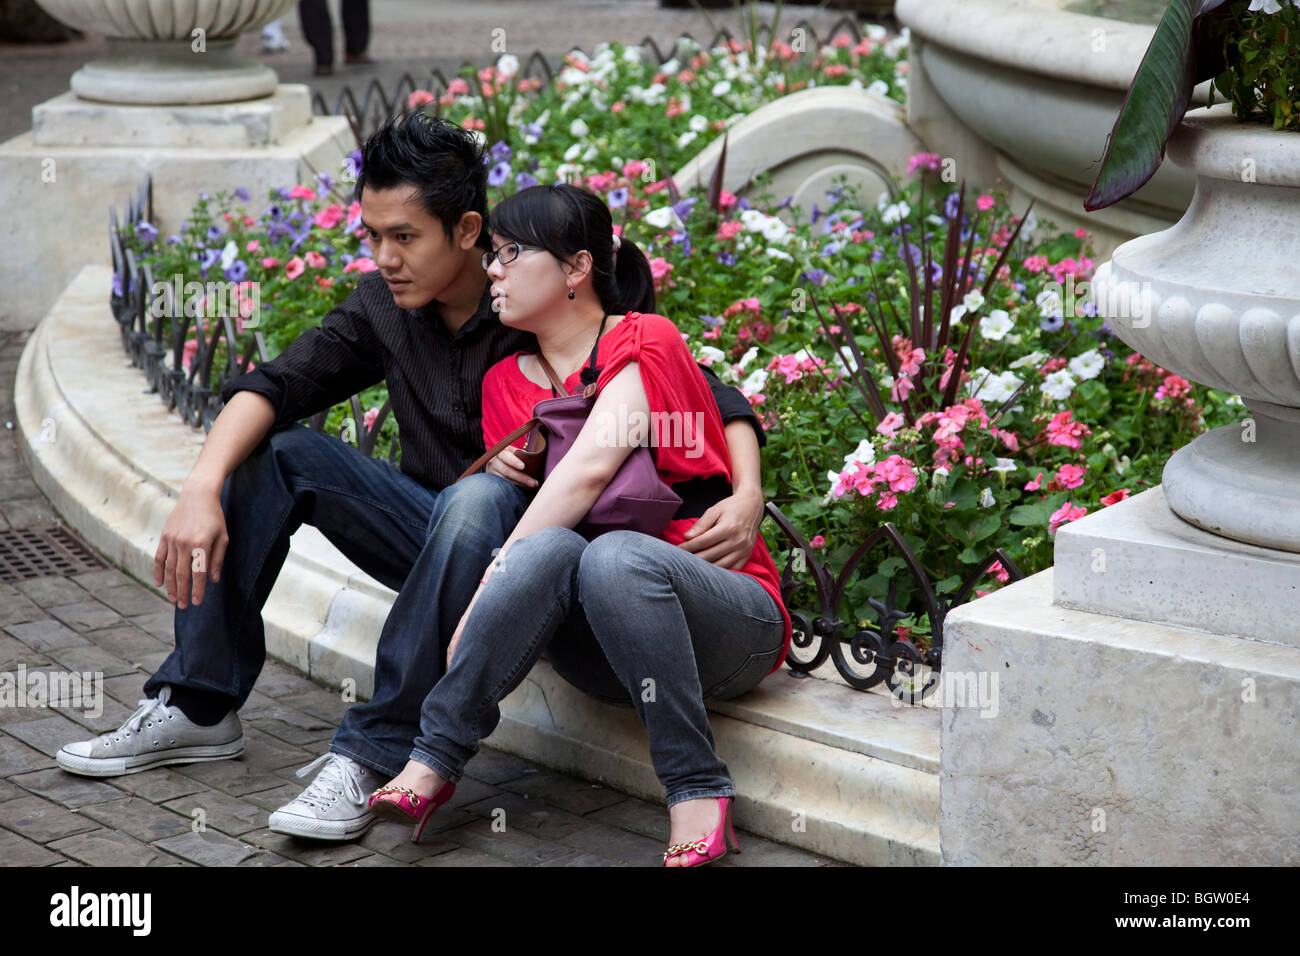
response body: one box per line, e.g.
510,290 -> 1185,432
482,241 -> 535,269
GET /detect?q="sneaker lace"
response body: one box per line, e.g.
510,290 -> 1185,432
293,754 -> 367,811
105,686 -> 176,740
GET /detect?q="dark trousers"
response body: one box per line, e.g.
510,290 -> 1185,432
298,0 -> 370,67
144,423 -> 529,776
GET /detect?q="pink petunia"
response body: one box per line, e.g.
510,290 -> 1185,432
246,240 -> 260,253
261,257 -> 280,269
314,204 -> 344,230
344,257 -> 378,273
285,257 -> 305,280
305,251 -> 328,269
289,184 -> 317,201
976,195 -> 995,211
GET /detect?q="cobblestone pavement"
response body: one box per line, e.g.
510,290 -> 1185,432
0,0 -> 879,143
0,329 -> 839,867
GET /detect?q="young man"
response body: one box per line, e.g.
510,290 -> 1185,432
56,112 -> 769,841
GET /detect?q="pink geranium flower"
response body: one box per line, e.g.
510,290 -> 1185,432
363,407 -> 380,433
314,204 -> 344,230
305,251 -> 328,269
976,195 -> 995,211
284,257 -> 305,280
1055,463 -> 1086,489
408,89 -> 435,109
876,411 -> 906,437
1048,501 -> 1088,534
289,184 -> 317,201
1100,488 -> 1131,507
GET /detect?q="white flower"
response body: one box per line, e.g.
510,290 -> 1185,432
1068,348 -> 1105,381
555,163 -> 583,183
219,240 -> 238,270
970,368 -> 1023,404
535,109 -> 550,127
559,67 -> 589,88
739,208 -> 768,232
979,487 -> 996,509
963,289 -> 986,313
643,82 -> 667,105
621,45 -> 643,63
844,438 -> 876,467
677,130 -> 698,149
760,217 -> 790,244
1010,350 -> 1048,370
689,114 -> 709,133
660,57 -> 680,75
712,79 -> 732,96
736,346 -> 760,370
496,54 -> 519,77
569,118 -> 590,138
1248,0 -> 1285,13
1036,288 -> 1063,318
881,200 -> 910,225
742,368 -> 769,394
866,24 -> 888,41
950,304 -> 967,323
582,145 -> 598,162
1040,369 -> 1077,402
831,346 -> 859,376
698,345 -> 726,366
644,206 -> 685,231
867,79 -> 890,96
979,309 -> 1013,341
563,143 -> 583,161
765,247 -> 793,261
932,466 -> 950,486
993,458 -> 1017,473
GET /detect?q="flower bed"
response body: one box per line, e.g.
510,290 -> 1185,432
115,32 -> 1242,643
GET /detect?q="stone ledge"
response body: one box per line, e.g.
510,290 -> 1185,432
943,569 -> 1300,865
16,265 -> 941,866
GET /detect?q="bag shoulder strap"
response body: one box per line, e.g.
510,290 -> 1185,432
533,353 -> 572,396
456,416 -> 540,482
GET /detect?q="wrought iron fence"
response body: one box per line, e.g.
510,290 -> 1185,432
309,16 -> 870,138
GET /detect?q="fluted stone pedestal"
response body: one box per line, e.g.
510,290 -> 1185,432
0,85 -> 351,331
940,488 -> 1300,865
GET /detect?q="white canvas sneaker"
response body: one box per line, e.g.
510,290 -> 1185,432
56,685 -> 244,777
268,753 -> 385,841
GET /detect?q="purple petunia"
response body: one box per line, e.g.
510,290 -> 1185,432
608,187 -> 629,209
801,268 -> 828,286
491,140 -> 512,163
716,251 -> 736,267
168,234 -> 182,245
206,225 -> 223,242
672,197 -> 697,220
224,260 -> 248,282
316,172 -> 334,193
199,248 -> 220,271
810,203 -> 821,225
700,314 -> 723,327
944,192 -> 961,220
516,171 -> 539,190
135,221 -> 158,244
343,149 -> 363,180
487,162 -> 511,188
234,187 -> 250,202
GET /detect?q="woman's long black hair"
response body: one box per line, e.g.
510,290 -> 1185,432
488,183 -> 655,317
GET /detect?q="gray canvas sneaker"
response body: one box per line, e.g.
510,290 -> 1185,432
56,685 -> 244,777
268,753 -> 385,841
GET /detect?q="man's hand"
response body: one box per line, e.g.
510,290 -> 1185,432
677,488 -> 766,570
154,482 -> 229,609
485,448 -> 538,490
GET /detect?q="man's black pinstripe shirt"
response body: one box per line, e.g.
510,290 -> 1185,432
221,270 -> 765,491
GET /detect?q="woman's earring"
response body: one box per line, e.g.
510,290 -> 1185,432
567,287 -> 575,300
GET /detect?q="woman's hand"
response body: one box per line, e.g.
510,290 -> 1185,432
677,487 -> 765,570
485,448 -> 538,490
446,579 -> 488,671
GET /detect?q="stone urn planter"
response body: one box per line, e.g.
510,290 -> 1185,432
1091,103 -> 1300,553
34,0 -> 295,104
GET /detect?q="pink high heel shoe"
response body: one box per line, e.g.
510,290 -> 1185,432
368,780 -> 456,843
663,796 -> 742,867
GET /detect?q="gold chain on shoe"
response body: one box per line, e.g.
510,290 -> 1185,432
663,839 -> 710,862
373,786 -> 421,807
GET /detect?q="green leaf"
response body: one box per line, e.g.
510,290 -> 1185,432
1085,0 -> 1226,211
946,477 -> 981,511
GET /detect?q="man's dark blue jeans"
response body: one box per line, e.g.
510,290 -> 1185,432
144,423 -> 529,776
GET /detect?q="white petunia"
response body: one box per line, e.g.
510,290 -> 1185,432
739,208 -> 768,232
644,206 -> 685,231
742,368 -> 769,394
867,79 -> 890,96
660,57 -> 680,75
760,217 -> 790,243
881,200 -> 910,225
1010,350 -> 1048,370
698,345 -> 726,366
1068,348 -> 1105,381
219,240 -> 238,270
689,114 -> 709,133
1039,369 -> 1077,402
979,487 -> 996,509
496,54 -> 519,77
979,308 -> 1013,341
993,458 -> 1017,473
844,438 -> 876,467
569,118 -> 590,138
963,289 -> 986,313
866,24 -> 888,40
677,130 -> 698,149
969,368 -> 1023,404
554,163 -> 581,183
563,143 -> 583,161
622,45 -> 643,63
712,79 -> 732,96
736,346 -> 760,370
765,247 -> 793,261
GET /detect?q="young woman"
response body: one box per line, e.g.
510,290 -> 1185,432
367,183 -> 791,867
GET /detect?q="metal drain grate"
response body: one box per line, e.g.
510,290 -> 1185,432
0,526 -> 107,582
